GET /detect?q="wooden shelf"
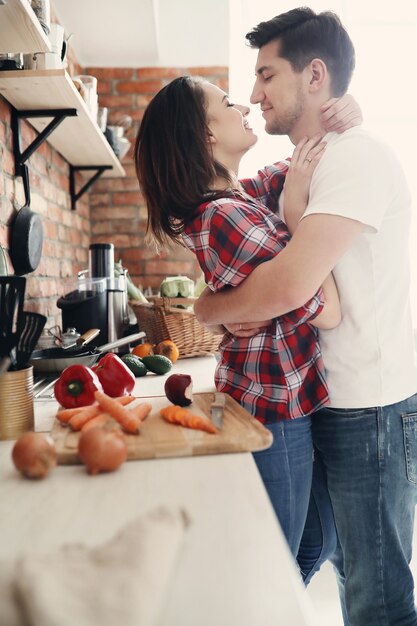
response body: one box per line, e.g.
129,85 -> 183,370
0,69 -> 125,177
0,0 -> 51,54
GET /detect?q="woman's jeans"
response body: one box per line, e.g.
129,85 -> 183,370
252,416 -> 336,576
310,394 -> 417,626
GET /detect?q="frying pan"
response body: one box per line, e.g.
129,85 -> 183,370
30,331 -> 145,373
9,165 -> 44,276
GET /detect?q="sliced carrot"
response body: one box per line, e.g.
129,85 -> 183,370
68,405 -> 101,431
160,405 -> 217,434
94,391 -> 141,434
81,414 -> 119,433
129,402 -> 152,422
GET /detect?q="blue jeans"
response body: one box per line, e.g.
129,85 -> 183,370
297,452 -> 338,585
310,394 -> 417,626
252,417 -> 313,555
252,416 -> 336,577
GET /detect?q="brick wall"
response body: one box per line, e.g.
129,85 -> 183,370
0,83 -> 90,327
88,66 -> 229,292
0,63 -> 228,329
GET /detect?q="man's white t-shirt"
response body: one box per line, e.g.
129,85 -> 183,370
300,127 -> 417,408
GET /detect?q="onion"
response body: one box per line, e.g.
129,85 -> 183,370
78,424 -> 128,475
164,374 -> 193,406
12,432 -> 57,479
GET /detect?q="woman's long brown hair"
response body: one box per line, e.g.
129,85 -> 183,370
135,75 -> 233,246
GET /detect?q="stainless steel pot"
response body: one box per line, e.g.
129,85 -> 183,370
29,332 -> 145,373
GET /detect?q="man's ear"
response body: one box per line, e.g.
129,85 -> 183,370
308,58 -> 327,92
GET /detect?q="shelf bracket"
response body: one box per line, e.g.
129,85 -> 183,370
11,107 -> 78,176
70,165 -> 112,211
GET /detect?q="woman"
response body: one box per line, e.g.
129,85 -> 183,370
135,75 -> 360,577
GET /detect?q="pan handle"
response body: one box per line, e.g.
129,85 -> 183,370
97,331 -> 146,353
21,164 -> 31,207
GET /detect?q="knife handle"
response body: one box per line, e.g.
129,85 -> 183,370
212,392 -> 226,407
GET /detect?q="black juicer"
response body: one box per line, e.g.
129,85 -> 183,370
57,243 -> 130,347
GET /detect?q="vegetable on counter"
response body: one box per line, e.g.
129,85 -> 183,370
154,340 -> 180,363
94,390 -> 143,434
121,353 -> 148,377
160,405 -> 217,434
115,260 -> 149,303
56,395 -> 135,425
12,432 -> 57,479
132,342 -> 154,358
164,374 -> 193,406
92,352 -> 136,397
78,422 -> 128,475
141,354 -> 172,375
54,365 -> 103,409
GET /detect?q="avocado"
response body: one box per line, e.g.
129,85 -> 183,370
121,354 -> 148,377
141,354 -> 173,375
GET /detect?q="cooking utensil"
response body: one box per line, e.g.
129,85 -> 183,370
61,328 -> 100,350
12,311 -> 47,370
29,331 -> 145,373
0,276 -> 26,367
9,165 -> 44,276
0,357 -> 11,379
210,392 -> 226,429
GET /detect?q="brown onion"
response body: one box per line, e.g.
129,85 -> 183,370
78,424 -> 128,475
12,432 -> 57,479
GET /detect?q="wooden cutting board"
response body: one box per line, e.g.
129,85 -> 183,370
51,393 -> 273,465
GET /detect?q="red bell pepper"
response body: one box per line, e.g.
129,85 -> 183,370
92,353 -> 135,397
54,365 -> 103,409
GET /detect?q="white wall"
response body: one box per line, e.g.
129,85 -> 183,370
229,0 -> 417,321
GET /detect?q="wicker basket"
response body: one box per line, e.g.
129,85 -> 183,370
130,296 -> 222,359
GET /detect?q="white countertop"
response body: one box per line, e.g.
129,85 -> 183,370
0,355 -> 319,626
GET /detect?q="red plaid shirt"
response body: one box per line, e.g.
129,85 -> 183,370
183,161 -> 328,423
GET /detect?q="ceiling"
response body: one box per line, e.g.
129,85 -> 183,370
53,0 -> 230,68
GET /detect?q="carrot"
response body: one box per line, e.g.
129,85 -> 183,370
56,395 -> 134,424
94,391 -> 142,434
81,414 -> 119,433
68,405 -> 101,431
114,395 -> 137,406
129,402 -> 152,422
160,405 -> 217,434
56,404 -> 97,424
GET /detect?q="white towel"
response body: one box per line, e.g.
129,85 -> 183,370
0,505 -> 190,626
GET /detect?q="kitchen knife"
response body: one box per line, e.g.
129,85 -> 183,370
61,328 -> 100,350
210,392 -> 226,430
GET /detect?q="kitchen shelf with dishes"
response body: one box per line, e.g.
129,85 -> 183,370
0,69 -> 125,208
0,0 -> 51,55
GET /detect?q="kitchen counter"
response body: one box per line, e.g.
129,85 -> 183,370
0,356 -> 319,626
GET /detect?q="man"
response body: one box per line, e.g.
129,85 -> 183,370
194,8 -> 417,626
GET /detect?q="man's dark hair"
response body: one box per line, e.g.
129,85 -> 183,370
246,7 -> 355,96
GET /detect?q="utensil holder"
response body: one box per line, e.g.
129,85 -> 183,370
0,367 -> 34,440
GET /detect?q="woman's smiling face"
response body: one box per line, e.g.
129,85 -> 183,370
202,81 -> 257,163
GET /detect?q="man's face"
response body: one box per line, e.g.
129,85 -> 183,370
251,40 -> 306,138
